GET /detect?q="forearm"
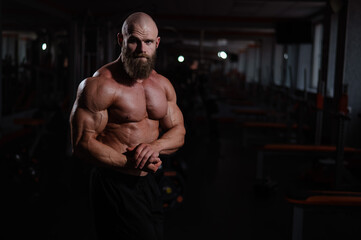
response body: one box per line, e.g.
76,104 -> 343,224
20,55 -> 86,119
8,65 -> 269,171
74,137 -> 127,169
152,125 -> 186,155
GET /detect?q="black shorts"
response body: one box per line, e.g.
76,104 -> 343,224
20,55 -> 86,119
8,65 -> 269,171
90,168 -> 164,240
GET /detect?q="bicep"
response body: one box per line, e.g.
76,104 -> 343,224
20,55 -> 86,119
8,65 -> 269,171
160,77 -> 185,130
70,77 -> 112,147
161,102 -> 183,130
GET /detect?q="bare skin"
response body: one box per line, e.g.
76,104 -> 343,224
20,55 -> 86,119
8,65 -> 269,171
70,12 -> 185,176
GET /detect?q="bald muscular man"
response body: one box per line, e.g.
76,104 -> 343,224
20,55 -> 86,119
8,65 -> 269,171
69,12 -> 186,240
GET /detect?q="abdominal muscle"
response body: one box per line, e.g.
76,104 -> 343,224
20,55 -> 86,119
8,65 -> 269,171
98,118 -> 160,176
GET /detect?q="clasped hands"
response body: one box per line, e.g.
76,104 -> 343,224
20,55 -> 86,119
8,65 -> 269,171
125,143 -> 162,173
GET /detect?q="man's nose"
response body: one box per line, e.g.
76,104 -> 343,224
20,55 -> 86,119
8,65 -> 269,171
136,42 -> 146,53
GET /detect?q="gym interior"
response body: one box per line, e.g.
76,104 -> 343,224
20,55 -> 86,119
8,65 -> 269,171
2,0 -> 361,239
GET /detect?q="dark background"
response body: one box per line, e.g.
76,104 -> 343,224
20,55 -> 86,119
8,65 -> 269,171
2,0 -> 361,239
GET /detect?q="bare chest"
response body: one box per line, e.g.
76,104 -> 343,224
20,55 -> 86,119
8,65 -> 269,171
108,82 -> 168,123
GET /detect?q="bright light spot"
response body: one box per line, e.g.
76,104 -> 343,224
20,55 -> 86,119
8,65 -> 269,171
178,55 -> 184,63
283,53 -> 288,60
42,43 -> 47,51
218,51 -> 227,59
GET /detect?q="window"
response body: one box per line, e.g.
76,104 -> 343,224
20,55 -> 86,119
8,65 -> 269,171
311,23 -> 324,89
296,44 -> 312,91
273,44 -> 284,85
326,13 -> 339,97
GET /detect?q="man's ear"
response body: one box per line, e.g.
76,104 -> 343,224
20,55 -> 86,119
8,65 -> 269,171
156,36 -> 160,48
117,33 -> 123,46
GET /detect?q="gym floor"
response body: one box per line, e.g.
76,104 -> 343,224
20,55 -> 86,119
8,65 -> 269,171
163,114 -> 361,240
162,104 -> 297,240
3,98 -> 361,240
161,98 -> 361,240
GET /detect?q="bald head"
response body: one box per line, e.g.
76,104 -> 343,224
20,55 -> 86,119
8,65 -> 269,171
118,12 -> 160,80
122,12 -> 158,37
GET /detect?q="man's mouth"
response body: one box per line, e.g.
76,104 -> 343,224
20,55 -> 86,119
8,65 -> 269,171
135,54 -> 149,59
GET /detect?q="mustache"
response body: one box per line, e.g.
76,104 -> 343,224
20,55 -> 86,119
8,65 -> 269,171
134,53 -> 150,59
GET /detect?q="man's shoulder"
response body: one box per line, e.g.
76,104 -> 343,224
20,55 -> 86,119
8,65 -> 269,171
77,76 -> 117,109
86,62 -> 121,85
79,76 -> 118,101
150,70 -> 171,85
93,60 -> 123,80
93,65 -> 113,78
82,75 -> 115,88
147,71 -> 177,100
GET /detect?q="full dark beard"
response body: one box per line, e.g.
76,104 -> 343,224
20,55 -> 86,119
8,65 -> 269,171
121,45 -> 156,80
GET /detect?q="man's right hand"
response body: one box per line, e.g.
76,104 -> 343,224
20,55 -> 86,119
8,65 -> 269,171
125,146 -> 162,173
144,158 -> 162,173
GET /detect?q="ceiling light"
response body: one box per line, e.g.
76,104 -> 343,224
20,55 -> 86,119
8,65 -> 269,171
218,51 -> 227,59
178,55 -> 184,63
